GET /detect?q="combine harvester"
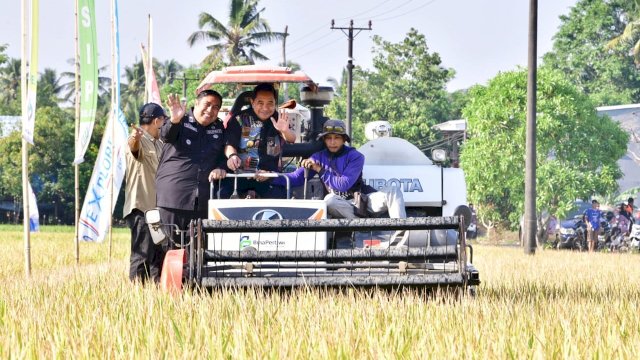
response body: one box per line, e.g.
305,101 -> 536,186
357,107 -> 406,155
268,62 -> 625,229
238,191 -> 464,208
147,65 -> 480,294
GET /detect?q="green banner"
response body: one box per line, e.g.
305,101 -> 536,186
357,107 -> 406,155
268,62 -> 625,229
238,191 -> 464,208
74,0 -> 98,164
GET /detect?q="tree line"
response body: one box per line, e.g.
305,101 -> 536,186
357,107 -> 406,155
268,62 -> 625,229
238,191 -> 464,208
0,0 -> 639,234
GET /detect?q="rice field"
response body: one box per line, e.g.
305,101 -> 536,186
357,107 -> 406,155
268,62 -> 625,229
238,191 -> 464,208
1,225 -> 639,359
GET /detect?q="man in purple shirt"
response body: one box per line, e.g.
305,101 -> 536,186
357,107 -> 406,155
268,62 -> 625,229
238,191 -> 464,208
583,199 -> 602,252
273,119 -> 406,219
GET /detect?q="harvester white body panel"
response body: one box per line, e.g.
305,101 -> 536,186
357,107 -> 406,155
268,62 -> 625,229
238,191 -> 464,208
360,137 -> 467,214
207,199 -> 327,251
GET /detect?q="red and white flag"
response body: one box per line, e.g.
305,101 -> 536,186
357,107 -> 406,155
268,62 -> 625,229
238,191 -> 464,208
141,43 -> 161,105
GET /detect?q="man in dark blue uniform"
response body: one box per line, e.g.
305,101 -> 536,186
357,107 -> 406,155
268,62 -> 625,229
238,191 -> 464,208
156,90 -> 234,239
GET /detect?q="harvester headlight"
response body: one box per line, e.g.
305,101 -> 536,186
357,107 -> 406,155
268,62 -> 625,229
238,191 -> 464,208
145,208 -> 169,245
432,148 -> 447,163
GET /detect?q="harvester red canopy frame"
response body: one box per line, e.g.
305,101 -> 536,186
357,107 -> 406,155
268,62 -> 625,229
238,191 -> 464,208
196,65 -> 316,93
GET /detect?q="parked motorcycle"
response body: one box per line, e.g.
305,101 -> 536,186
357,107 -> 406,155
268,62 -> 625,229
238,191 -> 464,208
625,223 -> 640,252
596,212 -> 616,250
557,216 -> 587,250
609,224 -> 625,251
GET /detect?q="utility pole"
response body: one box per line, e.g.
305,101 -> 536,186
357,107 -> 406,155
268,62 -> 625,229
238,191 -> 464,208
524,0 -> 538,255
331,19 -> 372,140
182,74 -> 187,99
282,25 -> 289,101
178,73 -> 202,104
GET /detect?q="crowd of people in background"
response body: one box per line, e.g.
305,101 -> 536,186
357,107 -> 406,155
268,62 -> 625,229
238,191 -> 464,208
582,197 -> 637,253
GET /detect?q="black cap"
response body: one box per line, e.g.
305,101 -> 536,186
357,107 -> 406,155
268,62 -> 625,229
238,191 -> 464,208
139,103 -> 167,120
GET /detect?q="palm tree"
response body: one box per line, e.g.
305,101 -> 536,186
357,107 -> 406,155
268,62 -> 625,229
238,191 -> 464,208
37,68 -> 65,107
0,58 -> 21,106
607,0 -> 640,64
187,0 -> 285,66
121,61 -> 146,123
157,59 -> 184,85
0,44 -> 8,66
58,59 -> 111,106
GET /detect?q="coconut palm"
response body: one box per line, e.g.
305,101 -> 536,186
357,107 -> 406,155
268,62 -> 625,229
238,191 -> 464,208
0,44 -> 8,66
37,68 -> 65,107
58,59 -> 111,106
157,59 -> 184,85
0,58 -> 21,107
187,0 -> 284,66
607,0 -> 640,64
120,60 -> 146,123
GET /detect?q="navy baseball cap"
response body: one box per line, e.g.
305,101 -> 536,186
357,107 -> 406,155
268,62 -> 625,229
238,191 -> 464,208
139,103 -> 167,120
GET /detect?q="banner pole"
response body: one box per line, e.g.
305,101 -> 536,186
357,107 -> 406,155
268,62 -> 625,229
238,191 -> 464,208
74,0 -> 81,264
21,0 -> 31,278
147,14 -> 152,103
108,0 -> 117,261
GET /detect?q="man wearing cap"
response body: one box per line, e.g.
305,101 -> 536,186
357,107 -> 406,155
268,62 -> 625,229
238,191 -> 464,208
272,119 -> 406,219
225,83 -> 295,199
124,103 -> 165,283
156,90 -> 234,242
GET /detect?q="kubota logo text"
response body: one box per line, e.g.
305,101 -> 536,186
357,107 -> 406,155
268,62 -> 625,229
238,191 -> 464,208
364,178 -> 423,192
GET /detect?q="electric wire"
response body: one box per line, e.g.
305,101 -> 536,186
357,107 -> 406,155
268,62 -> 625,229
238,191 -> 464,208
288,33 -> 344,59
262,0 -> 400,59
335,0 -> 395,21
372,0 -> 440,22
354,0 -> 414,22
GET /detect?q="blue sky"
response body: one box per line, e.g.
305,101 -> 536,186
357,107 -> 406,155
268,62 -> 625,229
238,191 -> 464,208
1,0 -> 577,91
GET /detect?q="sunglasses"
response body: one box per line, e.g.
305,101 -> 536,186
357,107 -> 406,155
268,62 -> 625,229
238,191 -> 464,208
323,125 -> 346,133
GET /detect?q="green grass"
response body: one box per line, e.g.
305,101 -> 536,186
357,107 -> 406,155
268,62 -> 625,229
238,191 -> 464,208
1,227 -> 639,358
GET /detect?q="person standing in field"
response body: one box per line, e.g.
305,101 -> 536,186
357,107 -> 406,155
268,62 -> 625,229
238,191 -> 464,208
123,103 -> 166,283
583,199 -> 602,253
155,90 -> 233,242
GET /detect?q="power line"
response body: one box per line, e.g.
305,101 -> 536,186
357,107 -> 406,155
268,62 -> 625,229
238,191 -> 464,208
262,0 -> 398,59
290,33 -> 344,59
358,0 -> 414,21
281,30 -> 338,57
279,22 -> 331,49
335,0 -> 395,21
372,0 -> 439,22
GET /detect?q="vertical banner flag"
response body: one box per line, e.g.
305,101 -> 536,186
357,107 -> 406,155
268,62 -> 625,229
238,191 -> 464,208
78,0 -> 128,242
78,110 -> 127,242
140,43 -> 162,105
23,0 -> 39,144
74,0 -> 98,164
28,182 -> 39,232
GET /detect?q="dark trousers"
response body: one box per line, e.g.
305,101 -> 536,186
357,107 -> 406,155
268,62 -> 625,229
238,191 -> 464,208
126,209 -> 165,283
159,207 -> 207,244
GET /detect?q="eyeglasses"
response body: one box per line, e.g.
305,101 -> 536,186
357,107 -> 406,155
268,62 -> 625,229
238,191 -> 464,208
323,125 -> 346,133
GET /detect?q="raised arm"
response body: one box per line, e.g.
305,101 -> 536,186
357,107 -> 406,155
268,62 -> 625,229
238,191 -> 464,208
271,109 -> 296,143
161,94 -> 186,143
